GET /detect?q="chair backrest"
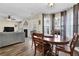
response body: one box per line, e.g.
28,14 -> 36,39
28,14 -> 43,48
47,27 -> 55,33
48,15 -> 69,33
32,32 -> 44,46
70,33 -> 79,51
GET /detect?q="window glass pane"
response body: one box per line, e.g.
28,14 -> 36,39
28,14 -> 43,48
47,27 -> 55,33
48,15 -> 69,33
44,14 -> 52,35
66,8 -> 73,39
54,13 -> 61,30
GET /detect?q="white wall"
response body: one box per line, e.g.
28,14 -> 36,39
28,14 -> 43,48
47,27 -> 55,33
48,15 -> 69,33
26,14 -> 43,37
0,19 -> 22,32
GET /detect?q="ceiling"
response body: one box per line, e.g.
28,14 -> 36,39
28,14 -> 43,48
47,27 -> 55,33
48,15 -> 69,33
0,3 -> 76,20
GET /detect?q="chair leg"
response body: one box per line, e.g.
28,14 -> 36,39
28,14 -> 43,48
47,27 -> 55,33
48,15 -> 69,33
70,52 -> 73,56
42,52 -> 45,56
49,46 -> 52,55
70,54 -> 73,56
55,49 -> 58,56
51,45 -> 53,52
55,45 -> 59,56
44,45 -> 52,56
56,50 -> 59,56
43,48 -> 46,56
34,46 -> 36,56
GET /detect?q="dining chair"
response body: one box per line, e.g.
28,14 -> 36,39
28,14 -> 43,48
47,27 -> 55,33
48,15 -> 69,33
55,33 -> 79,56
32,32 -> 51,56
32,32 -> 43,48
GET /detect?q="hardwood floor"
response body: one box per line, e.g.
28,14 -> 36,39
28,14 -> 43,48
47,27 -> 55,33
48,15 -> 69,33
0,38 -> 78,56
0,38 -> 41,56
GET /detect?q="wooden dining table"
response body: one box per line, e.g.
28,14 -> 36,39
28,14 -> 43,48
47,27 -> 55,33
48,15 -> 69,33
44,35 -> 69,45
43,35 -> 70,55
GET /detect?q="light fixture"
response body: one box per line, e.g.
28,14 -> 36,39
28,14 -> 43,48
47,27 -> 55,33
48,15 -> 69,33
48,3 -> 54,7
7,15 -> 11,21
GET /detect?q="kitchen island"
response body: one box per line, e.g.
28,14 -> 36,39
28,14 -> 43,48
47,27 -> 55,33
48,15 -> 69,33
0,32 -> 25,47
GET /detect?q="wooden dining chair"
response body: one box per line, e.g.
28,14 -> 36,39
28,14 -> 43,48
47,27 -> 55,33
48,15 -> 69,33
55,33 -> 79,56
32,32 -> 51,56
32,32 -> 43,48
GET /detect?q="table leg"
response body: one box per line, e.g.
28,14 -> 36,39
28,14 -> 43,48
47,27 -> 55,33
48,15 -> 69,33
55,44 -> 59,56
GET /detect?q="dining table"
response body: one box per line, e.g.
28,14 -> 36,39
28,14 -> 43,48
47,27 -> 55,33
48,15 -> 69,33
43,34 -> 70,55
